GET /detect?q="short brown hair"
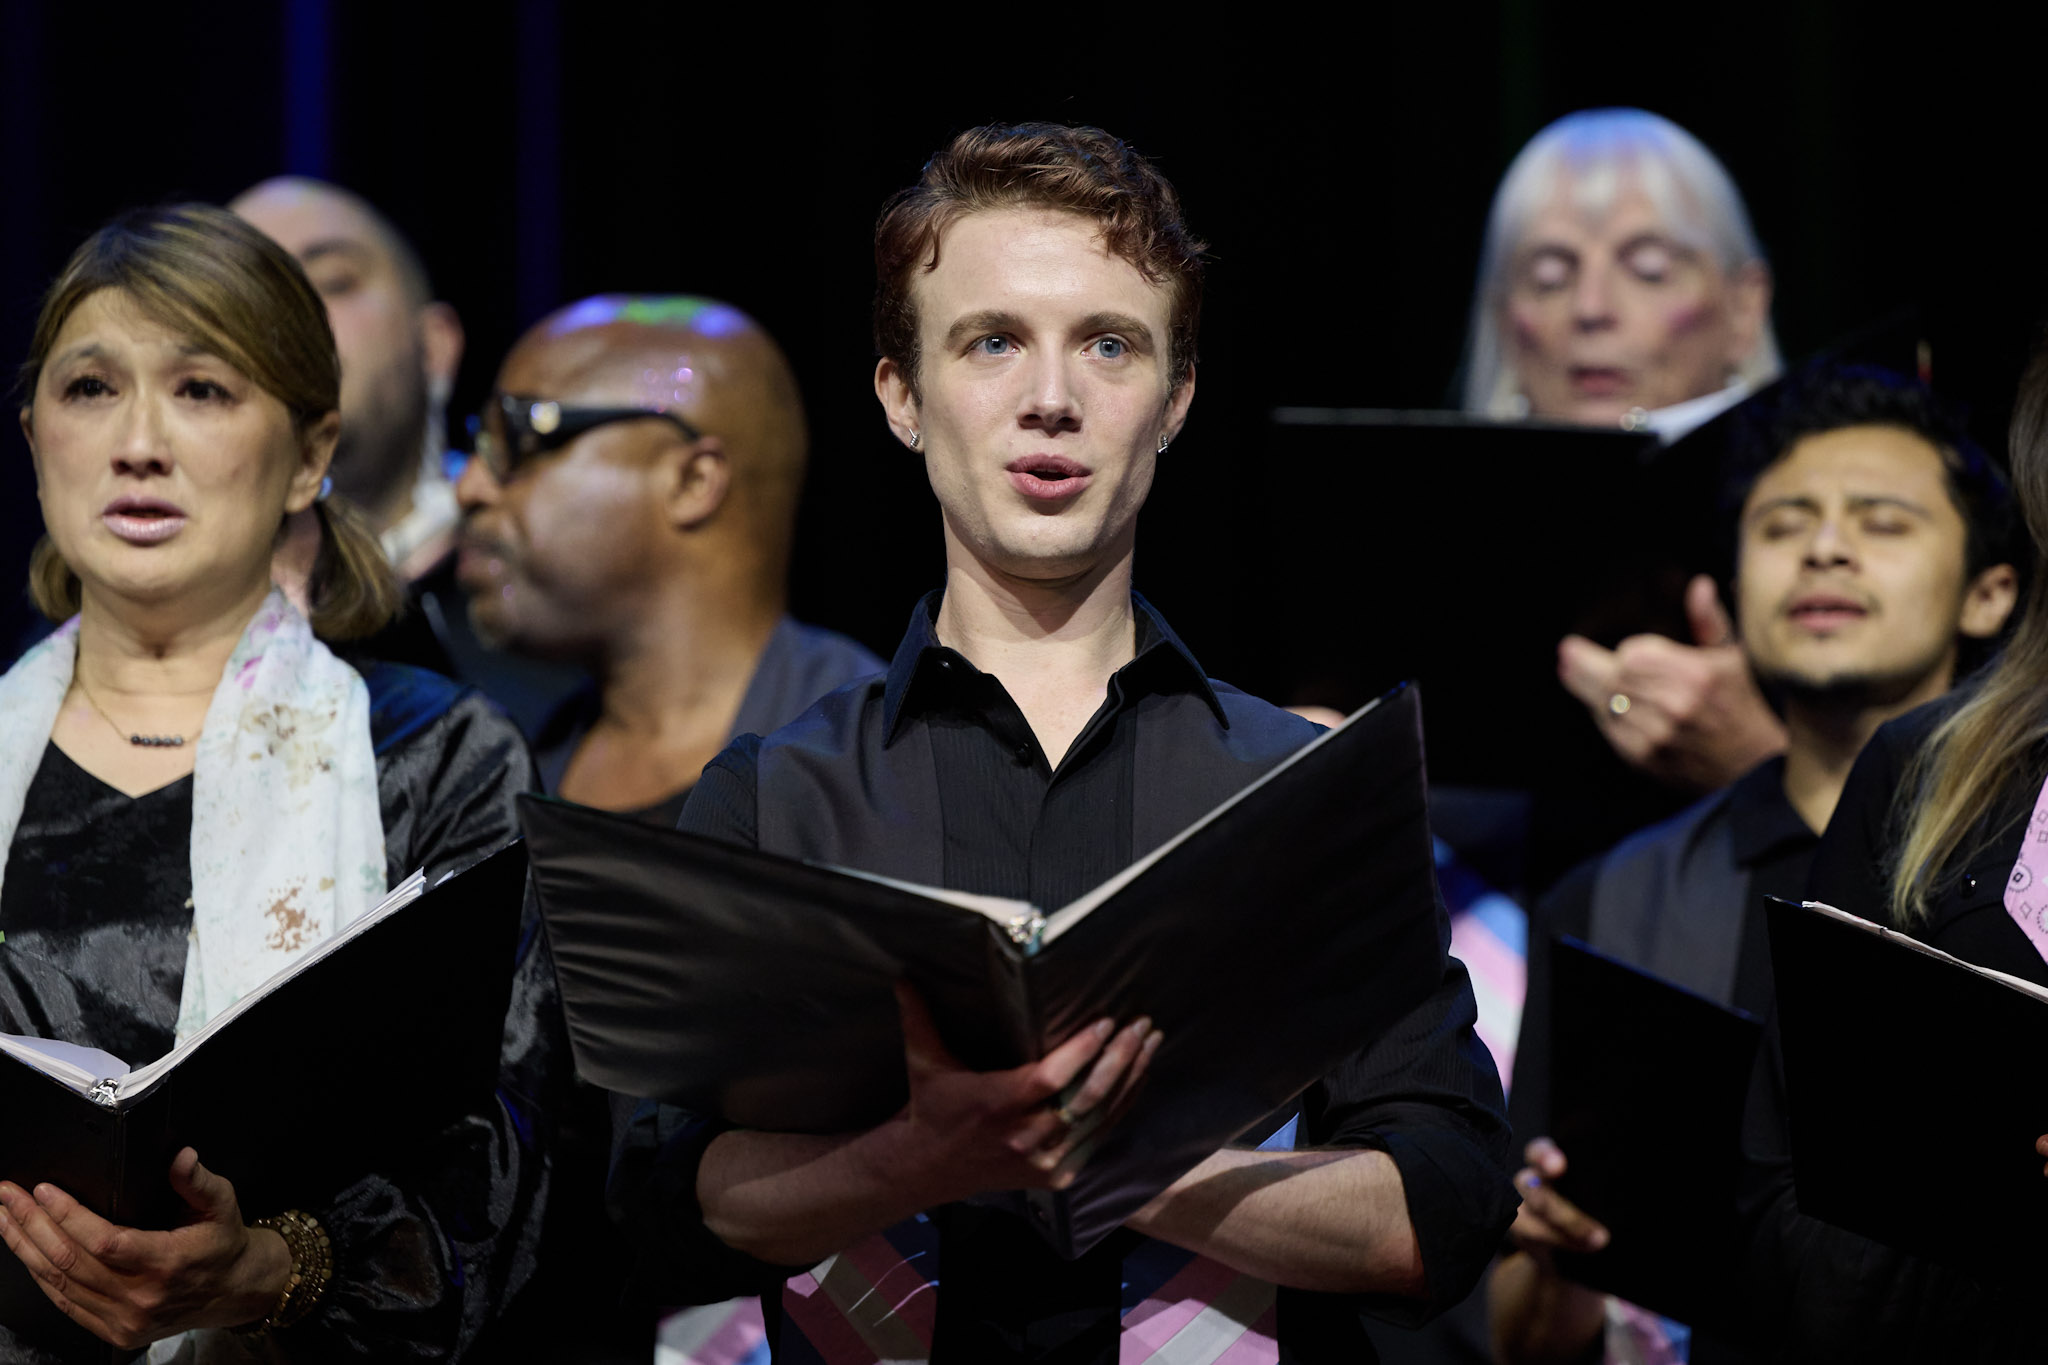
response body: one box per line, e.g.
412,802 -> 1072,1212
21,203 -> 399,640
873,122 -> 1207,399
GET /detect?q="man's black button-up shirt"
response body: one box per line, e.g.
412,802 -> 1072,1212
615,591 -> 1516,1364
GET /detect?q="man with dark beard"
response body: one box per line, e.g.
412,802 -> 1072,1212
1492,366 -> 2022,1364
231,177 -> 465,576
232,177 -> 582,733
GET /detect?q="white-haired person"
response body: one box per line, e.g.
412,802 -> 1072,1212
0,204 -> 557,1362
1464,108 -> 1793,797
1462,107 -> 1780,435
1394,111 -> 1793,1361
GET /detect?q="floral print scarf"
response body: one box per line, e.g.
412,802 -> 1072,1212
0,590 -> 385,1044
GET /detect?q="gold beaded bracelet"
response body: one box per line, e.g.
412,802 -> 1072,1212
248,1209 -> 333,1332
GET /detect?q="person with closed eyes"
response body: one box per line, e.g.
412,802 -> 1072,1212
1469,113 -> 1794,847
1496,365 -> 2020,1364
1462,108 -> 1780,436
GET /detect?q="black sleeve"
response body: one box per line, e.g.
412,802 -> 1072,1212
376,688 -> 538,886
281,692 -> 569,1360
606,1098 -> 811,1306
606,731 -> 804,1303
1302,906 -> 1519,1327
674,733 -> 765,841
1506,858 -> 1598,1148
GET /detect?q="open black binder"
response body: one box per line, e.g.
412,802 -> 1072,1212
1547,936 -> 1761,1326
1767,897 -> 2048,1276
0,840 -> 528,1352
522,684 -> 1448,1258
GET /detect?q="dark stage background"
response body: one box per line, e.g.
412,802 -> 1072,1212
0,3 -> 2038,713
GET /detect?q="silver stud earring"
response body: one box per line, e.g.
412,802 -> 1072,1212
1157,435 -> 1170,455
909,430 -> 921,450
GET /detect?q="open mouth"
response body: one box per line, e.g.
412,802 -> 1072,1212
1006,454 -> 1092,502
102,498 -> 188,545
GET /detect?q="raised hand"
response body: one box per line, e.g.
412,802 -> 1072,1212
1558,574 -> 1787,792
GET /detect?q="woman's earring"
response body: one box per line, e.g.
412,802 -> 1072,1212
1157,434 -> 1170,455
909,431 -> 921,450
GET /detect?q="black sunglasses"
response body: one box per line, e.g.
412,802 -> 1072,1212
469,393 -> 704,479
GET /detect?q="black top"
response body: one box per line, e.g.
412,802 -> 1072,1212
1513,756 -> 1816,1143
1740,695 -> 2048,1361
614,592 -> 1516,1364
0,746 -> 194,1065
676,602 -> 1188,906
0,662 -> 562,1365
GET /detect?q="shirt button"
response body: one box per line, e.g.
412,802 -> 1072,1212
936,659 -> 952,670
1965,874 -> 1978,893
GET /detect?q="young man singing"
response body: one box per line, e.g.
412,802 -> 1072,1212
611,123 -> 1516,1363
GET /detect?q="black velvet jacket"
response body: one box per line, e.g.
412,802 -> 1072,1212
0,661 -> 558,1364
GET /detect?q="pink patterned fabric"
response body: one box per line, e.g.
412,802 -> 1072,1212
1604,1297 -> 1687,1364
2005,777 -> 2048,965
1448,904 -> 1525,1087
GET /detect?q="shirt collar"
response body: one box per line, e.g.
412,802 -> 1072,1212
881,589 -> 1226,743
1725,754 -> 1818,867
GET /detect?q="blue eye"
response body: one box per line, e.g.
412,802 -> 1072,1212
975,336 -> 1013,356
1093,337 -> 1126,359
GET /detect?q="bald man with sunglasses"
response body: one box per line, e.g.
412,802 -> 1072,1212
455,295 -> 880,825
456,295 -> 880,1364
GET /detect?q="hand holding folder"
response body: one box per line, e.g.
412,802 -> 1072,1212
1507,1136 -> 1611,1257
0,841 -> 529,1356
0,1144 -> 285,1350
524,684 -> 1446,1258
889,982 -> 1159,1197
1538,937 -> 1760,1327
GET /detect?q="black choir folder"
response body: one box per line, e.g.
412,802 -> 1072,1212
521,684 -> 1446,1259
1546,938 -> 1761,1328
0,841 -> 527,1351
1767,897 -> 2048,1276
